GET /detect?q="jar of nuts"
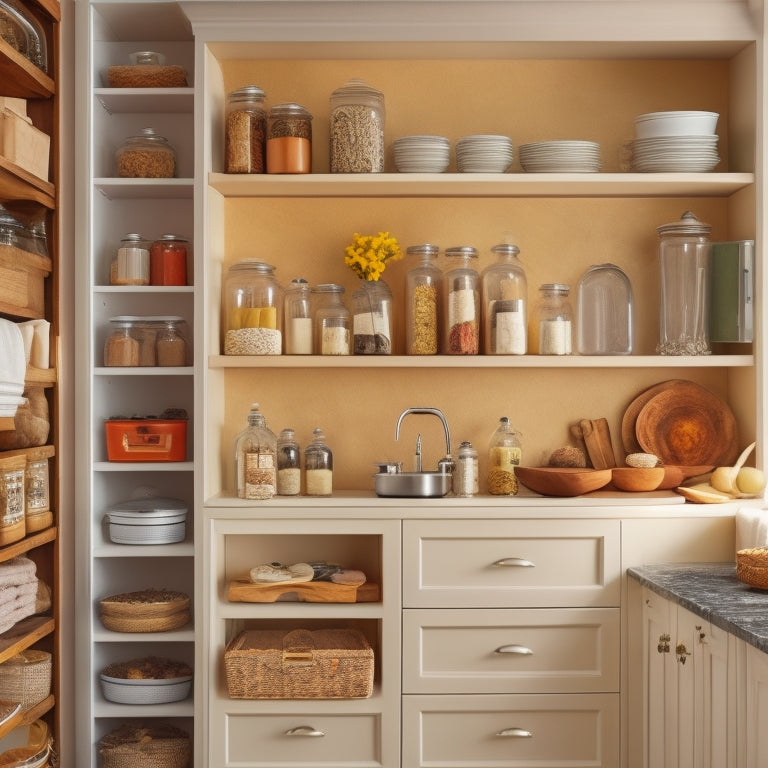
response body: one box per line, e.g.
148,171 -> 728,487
116,127 -> 176,178
329,78 -> 385,173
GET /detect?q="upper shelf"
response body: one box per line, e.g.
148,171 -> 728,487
0,157 -> 55,208
0,40 -> 54,99
208,172 -> 753,199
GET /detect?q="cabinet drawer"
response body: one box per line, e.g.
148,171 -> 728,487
402,607 -> 620,694
403,519 -> 621,607
223,712 -> 381,766
402,693 -> 619,768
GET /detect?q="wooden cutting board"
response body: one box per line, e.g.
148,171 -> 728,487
227,579 -> 380,603
621,379 -> 688,455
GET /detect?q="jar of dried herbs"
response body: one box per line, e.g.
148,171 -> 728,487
225,85 -> 267,174
329,78 -> 385,173
267,103 -> 312,174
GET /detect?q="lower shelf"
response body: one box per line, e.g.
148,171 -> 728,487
0,693 -> 54,740
0,616 -> 54,663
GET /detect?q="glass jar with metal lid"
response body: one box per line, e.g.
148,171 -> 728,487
329,78 -> 385,173
116,127 -> 176,178
304,427 -> 333,496
532,283 -> 573,355
482,243 -> 528,355
224,259 -> 283,355
284,277 -> 313,354
111,233 -> 150,286
267,103 -> 312,174
443,246 -> 480,354
406,244 -> 442,355
313,283 -> 350,355
0,0 -> 47,71
225,85 -> 267,174
150,234 -> 188,286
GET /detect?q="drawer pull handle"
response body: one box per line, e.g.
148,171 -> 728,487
497,727 -> 533,738
492,558 -> 535,568
285,726 -> 325,737
495,644 -> 533,655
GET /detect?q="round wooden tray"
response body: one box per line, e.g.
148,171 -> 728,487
621,379 -> 688,455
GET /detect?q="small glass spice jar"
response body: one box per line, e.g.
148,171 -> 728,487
110,233 -> 150,286
482,243 -> 528,355
532,283 -> 573,355
313,283 -> 351,355
116,127 -> 176,178
150,234 -> 188,286
284,277 -> 313,354
276,428 -> 301,495
304,427 -> 333,496
267,103 -> 313,174
406,244 -> 442,355
443,246 -> 480,354
225,85 -> 267,174
329,78 -> 385,173
453,441 -> 479,497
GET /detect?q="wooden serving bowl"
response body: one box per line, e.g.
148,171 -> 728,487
515,466 -> 613,497
611,466 -> 665,492
656,465 -> 714,490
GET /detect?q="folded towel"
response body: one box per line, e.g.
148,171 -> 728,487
0,594 -> 38,635
0,556 -> 37,588
735,506 -> 768,552
0,320 -> 26,418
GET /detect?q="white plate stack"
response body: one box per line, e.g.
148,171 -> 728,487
393,135 -> 450,173
519,140 -> 601,172
631,111 -> 720,172
455,134 -> 514,172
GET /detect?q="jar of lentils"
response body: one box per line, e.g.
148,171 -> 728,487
225,85 -> 267,174
116,127 -> 176,178
329,78 -> 385,173
267,103 -> 312,174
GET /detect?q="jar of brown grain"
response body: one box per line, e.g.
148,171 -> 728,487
225,85 -> 267,174
116,127 -> 176,178
267,103 -> 312,174
104,317 -> 141,367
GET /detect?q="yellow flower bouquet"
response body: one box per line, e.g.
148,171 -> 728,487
344,231 -> 403,281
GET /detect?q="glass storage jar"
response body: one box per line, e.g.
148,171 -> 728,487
487,416 -> 522,496
225,85 -> 267,174
329,78 -> 385,173
284,277 -> 313,354
150,234 -> 188,286
656,210 -> 712,355
267,102 -> 312,174
304,427 -> 333,496
453,441 -> 479,497
405,243 -> 441,355
482,243 -> 528,355
116,127 -> 176,178
276,428 -> 301,496
0,0 -> 47,71
155,317 -> 188,366
224,259 -> 283,355
352,279 -> 393,355
235,403 -> 277,500
313,283 -> 350,355
577,263 -> 633,355
110,233 -> 150,286
104,317 -> 141,367
443,246 -> 480,354
532,283 -> 573,355
0,455 -> 25,545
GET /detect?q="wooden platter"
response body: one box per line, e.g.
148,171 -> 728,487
228,579 -> 380,603
621,379 -> 687,455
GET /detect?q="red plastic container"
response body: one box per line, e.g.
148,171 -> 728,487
105,418 -> 187,462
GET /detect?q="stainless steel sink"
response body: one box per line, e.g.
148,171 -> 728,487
374,470 -> 452,498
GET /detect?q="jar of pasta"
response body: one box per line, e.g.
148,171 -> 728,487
116,128 -> 176,178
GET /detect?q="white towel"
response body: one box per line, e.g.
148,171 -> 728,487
0,320 -> 26,418
735,506 -> 768,552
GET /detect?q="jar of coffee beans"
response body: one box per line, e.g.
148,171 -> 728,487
225,85 -> 267,174
329,78 -> 385,173
267,103 -> 312,174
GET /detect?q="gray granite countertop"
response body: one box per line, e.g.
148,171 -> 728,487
628,563 -> 768,654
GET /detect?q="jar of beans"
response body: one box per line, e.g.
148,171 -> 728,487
267,103 -> 312,174
150,234 -> 188,286
116,128 -> 176,178
329,78 -> 385,173
225,85 -> 267,174
406,243 -> 442,355
443,246 -> 480,355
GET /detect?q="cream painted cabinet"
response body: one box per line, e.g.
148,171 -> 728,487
745,643 -> 768,767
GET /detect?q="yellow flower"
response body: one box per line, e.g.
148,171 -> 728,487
345,231 -> 403,281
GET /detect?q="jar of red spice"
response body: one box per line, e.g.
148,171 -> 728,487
150,234 -> 188,286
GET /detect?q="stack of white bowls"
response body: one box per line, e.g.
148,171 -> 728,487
519,140 -> 601,173
631,111 -> 719,172
393,135 -> 451,173
456,134 -> 514,172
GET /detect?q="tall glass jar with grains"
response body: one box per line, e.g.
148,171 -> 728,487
482,243 -> 527,355
406,244 -> 441,355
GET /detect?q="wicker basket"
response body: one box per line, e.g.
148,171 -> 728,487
736,547 -> 768,589
99,589 -> 191,633
98,722 -> 191,768
224,628 -> 374,699
0,650 -> 51,709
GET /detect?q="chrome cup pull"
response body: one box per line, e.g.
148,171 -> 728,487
496,727 -> 533,738
492,557 -> 535,568
285,726 -> 325,737
495,644 -> 533,655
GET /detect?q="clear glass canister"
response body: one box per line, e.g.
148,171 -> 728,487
577,263 -> 633,355
155,317 -> 188,366
352,279 -> 393,355
443,246 -> 480,354
104,317 -> 140,366
313,283 -> 350,355
150,234 -> 188,286
532,283 -> 572,355
482,243 -> 528,355
453,441 -> 479,497
225,85 -> 267,174
284,277 -> 313,354
276,428 -> 301,496
657,210 -> 712,355
406,243 -> 441,355
329,78 -> 385,173
0,455 -> 25,539
267,103 -> 312,174
487,416 -> 522,495
224,259 -> 283,355
116,127 -> 176,178
0,0 -> 47,71
25,450 -> 51,513
234,402 -> 277,500
111,233 -> 150,286
304,427 -> 333,496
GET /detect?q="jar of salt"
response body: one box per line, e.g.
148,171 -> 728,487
304,427 -> 333,496
532,283 -> 572,355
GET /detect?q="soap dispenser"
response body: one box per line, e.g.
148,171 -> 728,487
234,402 -> 277,500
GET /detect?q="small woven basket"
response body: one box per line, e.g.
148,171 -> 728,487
98,722 -> 191,768
736,547 -> 768,589
0,650 -> 52,709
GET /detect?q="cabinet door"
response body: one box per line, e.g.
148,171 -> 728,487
705,622 -> 737,768
745,643 -> 768,768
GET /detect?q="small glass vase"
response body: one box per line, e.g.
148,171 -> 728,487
352,279 -> 393,354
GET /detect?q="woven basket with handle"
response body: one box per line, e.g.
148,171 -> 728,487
736,547 -> 768,589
